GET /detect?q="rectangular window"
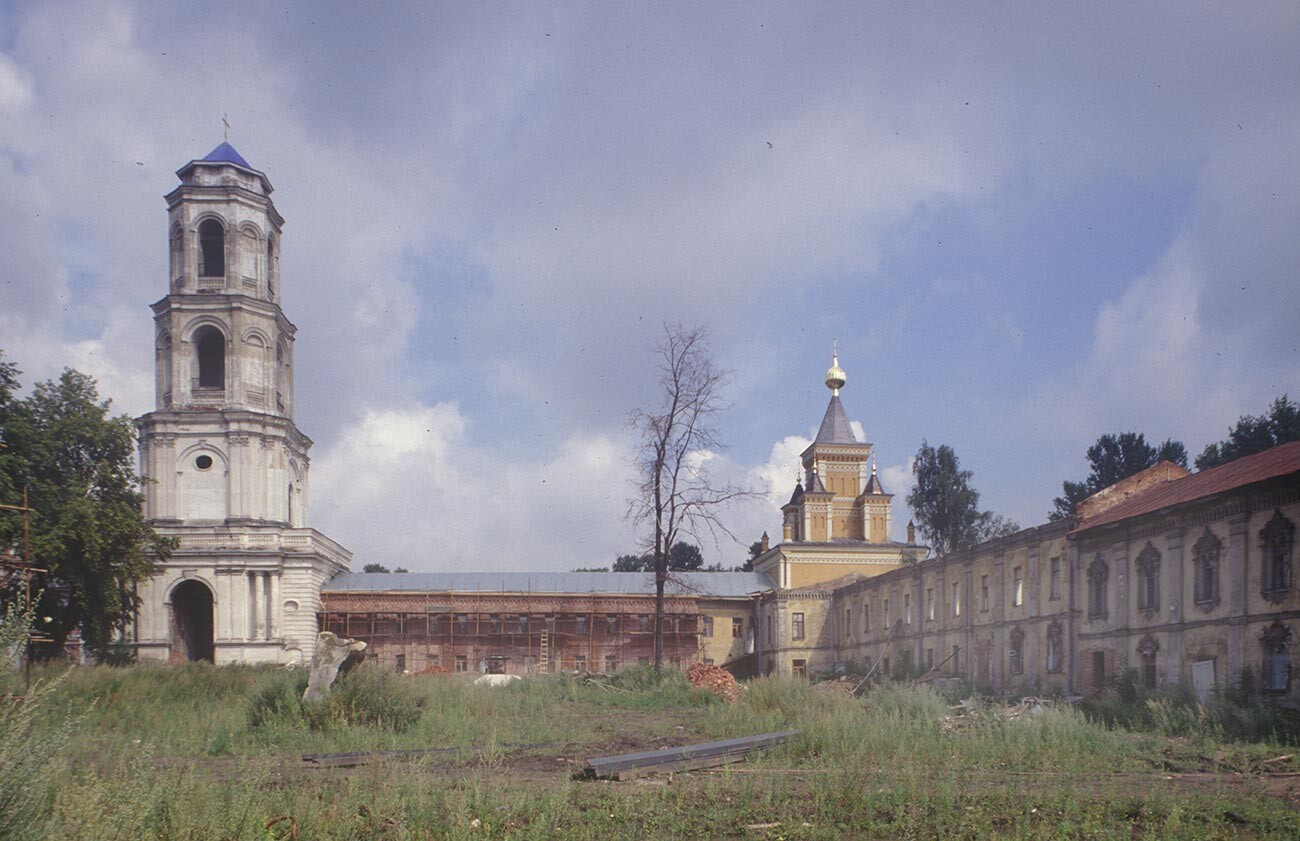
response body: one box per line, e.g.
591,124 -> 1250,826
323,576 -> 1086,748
732,617 -> 743,638
903,593 -> 911,625
1049,556 -> 1061,601
605,654 -> 617,673
575,616 -> 588,636
701,616 -> 713,637
702,657 -> 714,666
791,612 -> 805,641
637,614 -> 650,633
574,654 -> 587,672
926,648 -> 934,669
606,615 -> 619,636
791,659 -> 807,678
545,614 -> 556,634
981,576 -> 990,612
456,614 -> 469,634
926,588 -> 935,622
883,598 -> 890,629
394,653 -> 405,673
767,616 -> 773,645
1091,650 -> 1107,689
844,608 -> 852,638
862,602 -> 870,634
487,656 -> 506,674
953,582 -> 961,617
1013,567 -> 1023,607
454,654 -> 468,672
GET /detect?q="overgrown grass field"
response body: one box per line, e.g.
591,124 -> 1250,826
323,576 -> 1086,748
3,663 -> 1299,839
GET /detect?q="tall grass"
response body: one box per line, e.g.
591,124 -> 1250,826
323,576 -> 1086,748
1085,669 -> 1300,745
5,666 -> 1300,839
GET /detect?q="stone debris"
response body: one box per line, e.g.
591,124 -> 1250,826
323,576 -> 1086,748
811,676 -> 858,695
940,696 -> 1059,732
474,673 -> 521,687
686,663 -> 741,702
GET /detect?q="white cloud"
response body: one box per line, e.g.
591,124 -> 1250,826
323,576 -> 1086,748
0,53 -> 34,113
312,403 -> 636,572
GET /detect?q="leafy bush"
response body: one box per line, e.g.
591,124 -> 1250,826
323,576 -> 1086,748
1084,669 -> 1300,745
247,666 -> 424,732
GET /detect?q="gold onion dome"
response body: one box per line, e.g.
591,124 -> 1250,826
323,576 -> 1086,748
824,343 -> 846,395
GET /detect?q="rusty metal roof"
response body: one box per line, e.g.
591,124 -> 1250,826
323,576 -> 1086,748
323,571 -> 775,597
1072,441 -> 1300,534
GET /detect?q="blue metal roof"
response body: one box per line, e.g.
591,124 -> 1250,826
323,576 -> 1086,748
323,570 -> 775,598
201,141 -> 252,169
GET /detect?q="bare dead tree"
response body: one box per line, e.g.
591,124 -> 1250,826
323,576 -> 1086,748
628,324 -> 758,670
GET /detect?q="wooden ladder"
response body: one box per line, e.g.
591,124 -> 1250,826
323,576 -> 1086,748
539,629 -> 550,673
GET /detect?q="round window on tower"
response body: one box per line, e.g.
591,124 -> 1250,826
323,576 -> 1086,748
195,454 -> 214,471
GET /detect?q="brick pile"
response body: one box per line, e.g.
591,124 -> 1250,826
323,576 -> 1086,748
686,663 -> 741,702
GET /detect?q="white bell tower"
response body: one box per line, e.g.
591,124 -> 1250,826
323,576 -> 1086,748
133,142 -> 351,665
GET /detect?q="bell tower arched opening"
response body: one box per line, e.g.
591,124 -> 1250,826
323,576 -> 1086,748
198,219 -> 225,278
195,327 -> 225,390
170,579 -> 215,663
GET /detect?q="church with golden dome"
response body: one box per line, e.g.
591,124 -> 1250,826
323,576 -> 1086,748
751,348 -> 920,590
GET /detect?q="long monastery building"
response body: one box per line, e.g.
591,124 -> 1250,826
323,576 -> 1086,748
133,142 -> 1300,708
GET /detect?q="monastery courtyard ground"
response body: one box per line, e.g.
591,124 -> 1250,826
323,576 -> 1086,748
4,663 -> 1300,840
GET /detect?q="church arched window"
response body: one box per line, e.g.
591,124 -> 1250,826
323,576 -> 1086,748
198,219 -> 225,278
1087,555 -> 1108,619
1261,510 -> 1294,600
1192,528 -> 1222,609
195,327 -> 225,389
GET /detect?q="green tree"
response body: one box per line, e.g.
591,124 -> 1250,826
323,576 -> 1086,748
0,358 -> 174,656
907,440 -> 1019,556
669,541 -> 704,571
1049,432 -> 1187,520
1196,395 -> 1300,469
360,562 -> 407,573
612,553 -> 650,572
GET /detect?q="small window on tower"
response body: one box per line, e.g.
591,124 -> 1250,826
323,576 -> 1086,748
198,219 -> 225,278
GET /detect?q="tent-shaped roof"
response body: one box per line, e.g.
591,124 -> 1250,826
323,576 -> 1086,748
201,141 -> 253,169
814,395 -> 858,444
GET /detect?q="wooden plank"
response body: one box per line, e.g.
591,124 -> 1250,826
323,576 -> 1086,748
575,730 -> 797,780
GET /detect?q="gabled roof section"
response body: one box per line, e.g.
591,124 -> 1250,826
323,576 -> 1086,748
202,141 -> 252,169
814,395 -> 858,444
1073,441 -> 1300,534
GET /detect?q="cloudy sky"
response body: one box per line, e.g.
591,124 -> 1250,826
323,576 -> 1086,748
1,2 -> 1297,572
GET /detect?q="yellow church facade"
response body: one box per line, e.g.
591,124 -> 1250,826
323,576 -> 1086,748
752,350 -> 922,591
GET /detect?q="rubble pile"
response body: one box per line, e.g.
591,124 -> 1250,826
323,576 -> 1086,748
686,663 -> 742,702
413,663 -> 448,675
811,676 -> 858,695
